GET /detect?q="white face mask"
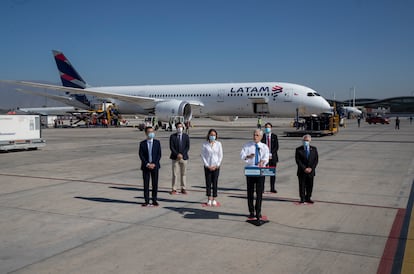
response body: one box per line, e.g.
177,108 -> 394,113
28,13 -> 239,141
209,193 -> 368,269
177,127 -> 183,133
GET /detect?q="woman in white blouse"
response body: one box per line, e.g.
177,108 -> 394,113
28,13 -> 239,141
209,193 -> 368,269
201,129 -> 223,206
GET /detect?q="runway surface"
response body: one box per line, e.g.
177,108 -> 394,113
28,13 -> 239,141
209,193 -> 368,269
1,117 -> 413,274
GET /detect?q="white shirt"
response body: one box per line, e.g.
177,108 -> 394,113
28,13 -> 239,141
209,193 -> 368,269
240,141 -> 269,167
201,141 -> 223,168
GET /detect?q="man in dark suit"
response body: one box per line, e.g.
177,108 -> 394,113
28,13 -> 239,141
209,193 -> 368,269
295,134 -> 318,204
169,122 -> 190,194
261,122 -> 279,193
139,126 -> 162,207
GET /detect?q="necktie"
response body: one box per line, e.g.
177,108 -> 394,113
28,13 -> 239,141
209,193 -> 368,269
255,143 -> 259,165
178,134 -> 182,152
148,141 -> 153,163
267,135 -> 271,148
306,147 -> 310,159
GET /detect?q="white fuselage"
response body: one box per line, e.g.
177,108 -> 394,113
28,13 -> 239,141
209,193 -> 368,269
86,82 -> 331,117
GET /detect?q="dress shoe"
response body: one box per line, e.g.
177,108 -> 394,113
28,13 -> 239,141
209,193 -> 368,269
248,213 -> 256,219
170,190 -> 177,195
305,199 -> 314,204
270,189 -> 277,193
152,201 -> 159,207
181,189 -> 187,194
141,203 -> 150,207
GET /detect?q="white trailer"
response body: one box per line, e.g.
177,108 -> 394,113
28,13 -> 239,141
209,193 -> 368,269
0,115 -> 46,151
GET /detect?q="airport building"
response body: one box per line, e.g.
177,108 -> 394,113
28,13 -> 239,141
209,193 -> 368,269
329,96 -> 414,116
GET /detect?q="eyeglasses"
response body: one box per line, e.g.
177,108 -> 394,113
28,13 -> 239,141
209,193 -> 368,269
253,134 -> 260,136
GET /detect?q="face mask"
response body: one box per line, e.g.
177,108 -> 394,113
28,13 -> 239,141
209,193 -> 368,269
303,141 -> 310,147
177,127 -> 183,133
209,135 -> 216,142
148,132 -> 155,139
264,128 -> 271,134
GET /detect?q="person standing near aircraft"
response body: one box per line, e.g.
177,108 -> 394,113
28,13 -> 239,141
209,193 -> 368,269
170,122 -> 190,194
240,129 -> 269,220
201,129 -> 223,206
261,122 -> 279,193
257,117 -> 263,129
295,134 -> 319,204
139,126 -> 162,207
395,116 -> 400,130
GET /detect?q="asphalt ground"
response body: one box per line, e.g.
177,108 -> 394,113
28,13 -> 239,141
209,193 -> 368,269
1,117 -> 413,274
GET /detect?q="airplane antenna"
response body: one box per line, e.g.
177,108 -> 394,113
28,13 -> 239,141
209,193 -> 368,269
353,86 -> 356,107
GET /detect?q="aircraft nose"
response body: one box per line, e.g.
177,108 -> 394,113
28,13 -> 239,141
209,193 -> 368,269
308,97 -> 331,114
321,98 -> 331,112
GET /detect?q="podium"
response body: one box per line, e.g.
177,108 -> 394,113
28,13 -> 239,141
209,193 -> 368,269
244,166 -> 276,177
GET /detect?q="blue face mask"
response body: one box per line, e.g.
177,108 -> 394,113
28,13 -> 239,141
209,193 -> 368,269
148,132 -> 155,139
264,128 -> 271,134
209,135 -> 216,142
303,141 -> 310,147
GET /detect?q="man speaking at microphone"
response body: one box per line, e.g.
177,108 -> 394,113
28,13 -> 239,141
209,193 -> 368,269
240,129 -> 269,220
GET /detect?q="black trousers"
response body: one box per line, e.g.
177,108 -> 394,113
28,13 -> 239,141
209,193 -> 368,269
246,176 -> 264,218
263,161 -> 277,192
143,168 -> 159,203
204,167 -> 220,197
298,174 -> 314,202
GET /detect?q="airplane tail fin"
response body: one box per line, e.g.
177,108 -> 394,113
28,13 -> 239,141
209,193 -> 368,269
52,50 -> 87,89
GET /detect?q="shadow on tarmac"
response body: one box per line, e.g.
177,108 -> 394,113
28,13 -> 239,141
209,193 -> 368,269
164,206 -> 247,220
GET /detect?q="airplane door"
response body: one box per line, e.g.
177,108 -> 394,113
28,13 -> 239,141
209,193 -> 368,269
217,89 -> 225,102
253,103 -> 269,114
284,89 -> 292,102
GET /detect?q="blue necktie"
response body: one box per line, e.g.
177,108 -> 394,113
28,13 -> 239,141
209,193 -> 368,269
306,147 -> 310,159
255,144 -> 259,165
148,141 -> 153,163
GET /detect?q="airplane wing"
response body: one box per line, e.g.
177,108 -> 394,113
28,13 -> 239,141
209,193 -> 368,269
4,80 -> 204,110
15,88 -> 90,109
19,106 -> 83,115
7,80 -> 156,105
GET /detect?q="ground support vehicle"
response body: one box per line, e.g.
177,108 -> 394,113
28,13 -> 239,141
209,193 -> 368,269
0,115 -> 46,151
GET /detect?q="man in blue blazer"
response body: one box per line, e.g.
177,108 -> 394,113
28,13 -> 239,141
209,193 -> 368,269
295,134 -> 318,204
169,122 -> 190,194
139,126 -> 162,206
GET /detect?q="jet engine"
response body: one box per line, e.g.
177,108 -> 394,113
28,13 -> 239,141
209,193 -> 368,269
155,100 -> 192,122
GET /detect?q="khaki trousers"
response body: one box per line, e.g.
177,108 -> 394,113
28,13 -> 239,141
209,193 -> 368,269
172,159 -> 187,190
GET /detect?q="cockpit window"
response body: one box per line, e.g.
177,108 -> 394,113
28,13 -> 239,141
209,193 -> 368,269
307,92 -> 314,96
314,92 -> 321,96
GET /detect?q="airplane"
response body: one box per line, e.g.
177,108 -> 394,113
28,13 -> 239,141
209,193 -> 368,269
341,106 -> 362,116
2,50 -> 332,122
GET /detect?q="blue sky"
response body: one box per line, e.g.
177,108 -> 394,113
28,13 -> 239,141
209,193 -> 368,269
1,0 -> 413,100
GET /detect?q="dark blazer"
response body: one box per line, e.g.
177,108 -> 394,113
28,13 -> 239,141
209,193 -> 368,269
261,133 -> 279,163
169,133 -> 190,160
295,145 -> 318,177
139,139 -> 162,170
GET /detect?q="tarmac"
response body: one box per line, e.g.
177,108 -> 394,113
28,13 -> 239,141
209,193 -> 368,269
1,117 -> 414,274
